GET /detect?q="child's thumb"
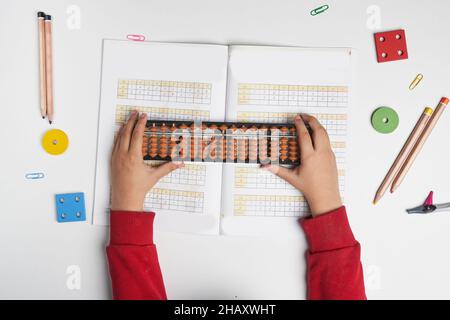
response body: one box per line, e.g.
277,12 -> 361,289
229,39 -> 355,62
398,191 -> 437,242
154,161 -> 184,180
261,164 -> 299,189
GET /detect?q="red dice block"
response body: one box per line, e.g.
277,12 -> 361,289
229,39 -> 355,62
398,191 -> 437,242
374,29 -> 408,63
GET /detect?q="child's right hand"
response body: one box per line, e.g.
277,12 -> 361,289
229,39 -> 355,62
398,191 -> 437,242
262,114 -> 342,217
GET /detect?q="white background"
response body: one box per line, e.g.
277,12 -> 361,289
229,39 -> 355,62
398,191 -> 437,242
1,0 -> 450,299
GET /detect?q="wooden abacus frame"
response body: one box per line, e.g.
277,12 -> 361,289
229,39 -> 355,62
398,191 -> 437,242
143,120 -> 300,165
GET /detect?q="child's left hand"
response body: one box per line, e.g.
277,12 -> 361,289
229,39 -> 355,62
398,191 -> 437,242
262,114 -> 342,217
110,111 -> 184,211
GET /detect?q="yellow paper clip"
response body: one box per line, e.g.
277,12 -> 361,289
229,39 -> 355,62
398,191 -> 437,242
409,74 -> 423,90
310,5 -> 329,16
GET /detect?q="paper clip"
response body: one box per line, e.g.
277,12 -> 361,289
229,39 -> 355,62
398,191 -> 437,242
310,5 -> 329,16
127,34 -> 146,41
25,172 -> 45,180
409,74 -> 423,90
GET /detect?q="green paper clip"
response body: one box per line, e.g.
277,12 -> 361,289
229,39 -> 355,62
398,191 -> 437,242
310,4 -> 329,16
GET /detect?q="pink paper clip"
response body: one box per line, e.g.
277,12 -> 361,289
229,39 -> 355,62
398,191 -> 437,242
127,34 -> 146,41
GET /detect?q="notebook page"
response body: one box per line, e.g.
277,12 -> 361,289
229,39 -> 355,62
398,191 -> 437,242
93,40 -> 228,235
221,45 -> 351,236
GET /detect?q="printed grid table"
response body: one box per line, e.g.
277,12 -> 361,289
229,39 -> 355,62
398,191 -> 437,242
115,105 -> 210,124
233,194 -> 307,217
237,83 -> 348,108
234,167 -> 346,190
156,163 -> 207,186
237,111 -> 347,137
117,79 -> 212,104
145,188 -> 204,213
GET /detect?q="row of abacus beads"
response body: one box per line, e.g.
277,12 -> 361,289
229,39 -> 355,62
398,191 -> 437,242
143,123 -> 299,163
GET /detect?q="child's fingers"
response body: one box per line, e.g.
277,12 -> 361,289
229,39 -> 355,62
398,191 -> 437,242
300,114 -> 331,151
152,161 -> 184,180
295,115 -> 313,157
130,113 -> 147,155
261,164 -> 299,189
120,111 -> 138,151
113,125 -> 124,154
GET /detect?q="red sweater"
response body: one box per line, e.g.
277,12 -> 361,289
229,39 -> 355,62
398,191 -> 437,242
106,206 -> 366,300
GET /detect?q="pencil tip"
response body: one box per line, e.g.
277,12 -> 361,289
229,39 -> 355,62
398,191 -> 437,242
372,199 -> 378,205
49,120 -> 52,124
42,116 -> 45,119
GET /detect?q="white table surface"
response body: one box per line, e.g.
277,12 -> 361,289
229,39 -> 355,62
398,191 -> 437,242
1,0 -> 450,299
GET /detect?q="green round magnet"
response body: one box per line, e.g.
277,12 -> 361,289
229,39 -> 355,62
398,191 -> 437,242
371,107 -> 399,134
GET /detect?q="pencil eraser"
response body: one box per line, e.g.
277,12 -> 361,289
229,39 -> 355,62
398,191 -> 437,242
440,97 -> 449,105
44,15 -> 52,20
37,12 -> 45,18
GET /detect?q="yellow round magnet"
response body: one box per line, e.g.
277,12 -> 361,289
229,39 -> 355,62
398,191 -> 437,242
42,129 -> 69,155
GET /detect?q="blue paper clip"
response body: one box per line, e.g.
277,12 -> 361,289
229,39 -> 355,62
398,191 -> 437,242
310,4 -> 329,16
25,172 -> 45,179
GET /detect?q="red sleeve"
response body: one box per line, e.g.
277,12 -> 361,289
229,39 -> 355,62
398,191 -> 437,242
300,206 -> 366,300
106,211 -> 167,300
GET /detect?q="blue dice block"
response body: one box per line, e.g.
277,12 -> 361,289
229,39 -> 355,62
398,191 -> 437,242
55,192 -> 86,223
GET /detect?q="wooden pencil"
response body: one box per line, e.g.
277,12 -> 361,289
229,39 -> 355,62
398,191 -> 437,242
373,107 -> 432,204
37,12 -> 47,119
44,15 -> 54,124
391,97 -> 449,192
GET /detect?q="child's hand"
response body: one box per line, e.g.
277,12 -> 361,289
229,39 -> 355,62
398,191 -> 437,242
111,111 -> 184,211
262,114 -> 342,217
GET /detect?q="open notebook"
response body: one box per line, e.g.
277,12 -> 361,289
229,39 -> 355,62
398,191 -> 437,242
93,40 -> 351,236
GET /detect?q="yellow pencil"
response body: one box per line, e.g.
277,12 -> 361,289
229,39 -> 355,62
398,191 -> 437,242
44,14 -> 54,124
391,97 -> 449,192
373,107 -> 433,204
37,12 -> 47,119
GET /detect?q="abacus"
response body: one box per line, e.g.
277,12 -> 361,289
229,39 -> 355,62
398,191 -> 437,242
143,120 -> 300,165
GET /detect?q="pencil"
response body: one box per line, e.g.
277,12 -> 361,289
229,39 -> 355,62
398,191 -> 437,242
391,97 -> 449,193
44,14 -> 54,124
37,12 -> 47,119
373,107 -> 432,204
